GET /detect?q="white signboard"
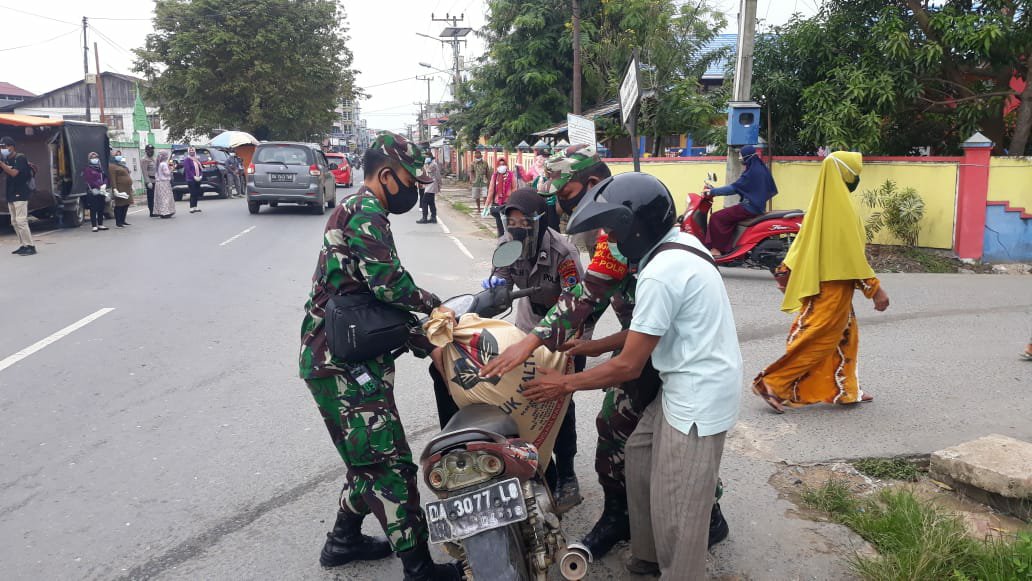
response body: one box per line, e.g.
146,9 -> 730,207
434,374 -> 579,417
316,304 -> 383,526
566,114 -> 596,150
619,55 -> 640,126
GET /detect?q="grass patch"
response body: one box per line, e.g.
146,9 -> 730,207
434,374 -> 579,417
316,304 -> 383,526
451,201 -> 472,214
900,247 -> 957,273
802,481 -> 1032,580
853,457 -> 921,482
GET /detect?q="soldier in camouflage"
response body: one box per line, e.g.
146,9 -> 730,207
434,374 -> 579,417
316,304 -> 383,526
299,131 -> 462,581
480,144 -> 729,560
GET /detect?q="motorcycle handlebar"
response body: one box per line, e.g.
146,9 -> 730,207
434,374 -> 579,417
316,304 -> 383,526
508,286 -> 541,300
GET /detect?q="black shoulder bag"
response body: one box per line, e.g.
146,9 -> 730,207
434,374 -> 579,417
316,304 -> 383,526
325,292 -> 415,363
621,242 -> 720,413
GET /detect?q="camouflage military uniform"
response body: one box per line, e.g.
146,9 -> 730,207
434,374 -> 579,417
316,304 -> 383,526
300,182 -> 441,553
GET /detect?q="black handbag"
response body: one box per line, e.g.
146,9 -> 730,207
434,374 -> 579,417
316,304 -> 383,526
325,292 -> 413,363
620,242 -> 720,412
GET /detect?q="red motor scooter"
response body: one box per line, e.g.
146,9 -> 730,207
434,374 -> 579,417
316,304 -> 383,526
681,173 -> 804,272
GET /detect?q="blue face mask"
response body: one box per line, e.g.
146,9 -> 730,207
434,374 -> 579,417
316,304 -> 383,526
115,156 -> 125,163
0,148 -> 9,158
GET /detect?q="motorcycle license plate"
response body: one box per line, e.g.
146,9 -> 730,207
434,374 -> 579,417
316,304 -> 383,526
425,478 -> 527,544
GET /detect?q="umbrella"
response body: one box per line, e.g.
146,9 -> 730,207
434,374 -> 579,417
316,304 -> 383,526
208,130 -> 259,149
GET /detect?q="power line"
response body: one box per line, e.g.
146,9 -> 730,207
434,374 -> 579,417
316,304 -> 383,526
89,16 -> 152,21
2,5 -> 79,26
89,24 -> 136,58
0,29 -> 79,52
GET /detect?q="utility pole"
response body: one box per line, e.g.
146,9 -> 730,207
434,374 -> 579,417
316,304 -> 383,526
416,75 -> 433,142
572,0 -> 582,114
82,16 -> 91,122
727,0 -> 758,185
430,13 -> 470,94
93,42 -> 106,125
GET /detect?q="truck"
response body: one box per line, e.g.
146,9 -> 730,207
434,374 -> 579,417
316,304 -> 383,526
0,114 -> 111,228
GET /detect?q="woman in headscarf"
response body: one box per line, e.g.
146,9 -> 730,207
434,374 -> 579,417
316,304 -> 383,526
704,144 -> 778,255
82,151 -> 109,232
752,151 -> 890,413
153,151 -> 176,218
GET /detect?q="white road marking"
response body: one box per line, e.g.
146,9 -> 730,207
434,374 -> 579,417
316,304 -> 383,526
436,217 -> 451,234
128,208 -> 147,215
0,308 -> 115,373
449,236 -> 475,260
219,226 -> 256,247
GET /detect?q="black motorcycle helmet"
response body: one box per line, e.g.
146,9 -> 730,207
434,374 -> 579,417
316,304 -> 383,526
566,172 -> 676,261
504,187 -> 547,260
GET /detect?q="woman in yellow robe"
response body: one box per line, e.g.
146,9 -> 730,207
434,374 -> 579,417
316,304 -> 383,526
753,152 -> 890,413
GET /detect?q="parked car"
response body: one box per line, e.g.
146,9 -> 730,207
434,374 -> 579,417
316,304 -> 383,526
324,152 -> 353,187
170,146 -> 231,200
246,142 -> 337,215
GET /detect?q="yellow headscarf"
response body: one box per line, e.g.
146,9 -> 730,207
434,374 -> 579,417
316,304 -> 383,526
780,151 -> 875,313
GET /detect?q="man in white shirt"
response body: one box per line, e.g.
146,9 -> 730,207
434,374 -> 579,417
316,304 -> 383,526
524,172 -> 742,579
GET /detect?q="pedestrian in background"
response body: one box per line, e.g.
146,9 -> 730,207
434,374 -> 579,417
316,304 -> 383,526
82,152 -> 109,232
531,149 -> 560,232
108,156 -> 135,228
752,152 -> 890,413
141,145 -> 157,217
469,150 -> 488,214
183,146 -> 203,213
226,151 -> 244,198
1022,325 -> 1032,361
0,136 -> 36,255
153,151 -> 176,218
416,153 -> 440,224
484,157 -> 517,236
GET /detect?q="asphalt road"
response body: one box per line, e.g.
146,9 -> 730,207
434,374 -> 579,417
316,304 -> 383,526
1,177 -> 1030,581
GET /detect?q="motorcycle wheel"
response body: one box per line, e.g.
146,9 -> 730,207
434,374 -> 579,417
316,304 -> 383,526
462,525 -> 531,581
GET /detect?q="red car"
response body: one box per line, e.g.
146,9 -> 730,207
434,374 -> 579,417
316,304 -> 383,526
325,152 -> 352,188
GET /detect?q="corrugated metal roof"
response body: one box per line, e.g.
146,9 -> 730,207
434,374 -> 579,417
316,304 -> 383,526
533,91 -> 653,137
0,82 -> 36,98
702,34 -> 737,79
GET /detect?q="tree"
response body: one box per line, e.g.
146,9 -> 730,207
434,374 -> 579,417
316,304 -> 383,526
583,0 -> 730,154
133,0 -> 357,141
449,0 -> 605,148
753,0 -> 1032,155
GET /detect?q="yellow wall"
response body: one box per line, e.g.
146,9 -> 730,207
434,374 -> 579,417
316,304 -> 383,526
988,157 -> 1032,211
607,161 -> 726,215
767,160 -> 959,249
607,159 -> 959,249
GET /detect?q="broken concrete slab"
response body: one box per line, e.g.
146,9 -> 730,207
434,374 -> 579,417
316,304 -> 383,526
930,434 -> 1032,520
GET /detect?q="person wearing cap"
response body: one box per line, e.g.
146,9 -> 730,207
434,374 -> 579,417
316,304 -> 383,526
183,146 -> 203,213
141,145 -> 157,217
416,153 -> 441,224
1,136 -> 36,255
480,144 -> 732,560
299,131 -> 461,581
482,187 -> 587,511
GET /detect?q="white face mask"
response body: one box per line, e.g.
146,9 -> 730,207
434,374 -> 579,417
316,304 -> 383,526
89,158 -> 100,165
0,148 -> 9,158
498,165 -> 508,174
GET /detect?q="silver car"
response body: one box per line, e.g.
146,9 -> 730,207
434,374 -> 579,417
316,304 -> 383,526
246,142 -> 337,215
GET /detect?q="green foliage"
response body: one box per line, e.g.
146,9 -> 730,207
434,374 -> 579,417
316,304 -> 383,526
857,180 -> 925,247
852,458 -> 921,482
133,0 -> 357,141
752,0 -> 1032,155
804,482 -> 1032,581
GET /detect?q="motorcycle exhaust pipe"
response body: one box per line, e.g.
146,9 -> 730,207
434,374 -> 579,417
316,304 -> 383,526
559,544 -> 591,580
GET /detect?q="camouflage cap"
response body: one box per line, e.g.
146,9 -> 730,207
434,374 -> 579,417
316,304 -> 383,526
544,144 -> 602,195
370,131 -> 433,183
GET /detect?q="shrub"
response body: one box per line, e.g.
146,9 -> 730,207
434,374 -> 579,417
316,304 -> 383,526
857,180 -> 926,247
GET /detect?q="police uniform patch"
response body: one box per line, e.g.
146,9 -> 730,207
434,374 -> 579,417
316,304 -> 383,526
558,259 -> 579,292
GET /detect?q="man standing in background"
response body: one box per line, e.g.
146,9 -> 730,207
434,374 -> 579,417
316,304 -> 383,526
0,136 -> 36,256
142,145 -> 157,217
416,153 -> 441,224
469,150 -> 489,214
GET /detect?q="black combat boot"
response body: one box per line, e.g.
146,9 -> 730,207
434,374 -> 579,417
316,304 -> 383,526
319,510 -> 392,567
578,492 -> 631,560
399,542 -> 464,581
708,502 -> 729,548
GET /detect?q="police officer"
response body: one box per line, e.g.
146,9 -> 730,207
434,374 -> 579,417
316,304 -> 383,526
485,187 -> 588,511
480,145 -> 730,560
299,131 -> 462,580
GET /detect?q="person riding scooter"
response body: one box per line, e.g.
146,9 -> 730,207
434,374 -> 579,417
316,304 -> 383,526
703,145 -> 778,256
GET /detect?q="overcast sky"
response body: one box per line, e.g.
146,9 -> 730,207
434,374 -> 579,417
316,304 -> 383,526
1,0 -> 818,134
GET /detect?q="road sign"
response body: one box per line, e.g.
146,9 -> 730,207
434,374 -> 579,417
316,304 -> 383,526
566,114 -> 596,150
619,53 -> 640,127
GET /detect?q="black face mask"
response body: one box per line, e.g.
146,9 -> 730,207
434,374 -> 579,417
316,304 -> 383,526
558,182 -> 586,215
381,169 -> 420,214
846,178 -> 860,193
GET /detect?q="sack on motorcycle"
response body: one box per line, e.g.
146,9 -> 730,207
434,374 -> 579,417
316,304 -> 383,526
425,313 -> 571,469
326,292 -> 413,362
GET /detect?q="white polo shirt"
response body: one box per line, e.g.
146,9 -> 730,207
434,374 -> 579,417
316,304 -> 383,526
629,228 -> 742,437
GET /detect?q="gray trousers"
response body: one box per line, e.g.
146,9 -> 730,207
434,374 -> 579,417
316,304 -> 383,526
626,398 -> 726,580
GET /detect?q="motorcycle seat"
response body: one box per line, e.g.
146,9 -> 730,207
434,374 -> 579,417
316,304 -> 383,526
426,404 -> 519,456
739,210 -> 804,227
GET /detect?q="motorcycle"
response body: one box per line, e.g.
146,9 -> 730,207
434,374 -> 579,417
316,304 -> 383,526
418,241 -> 589,581
681,172 -> 804,272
